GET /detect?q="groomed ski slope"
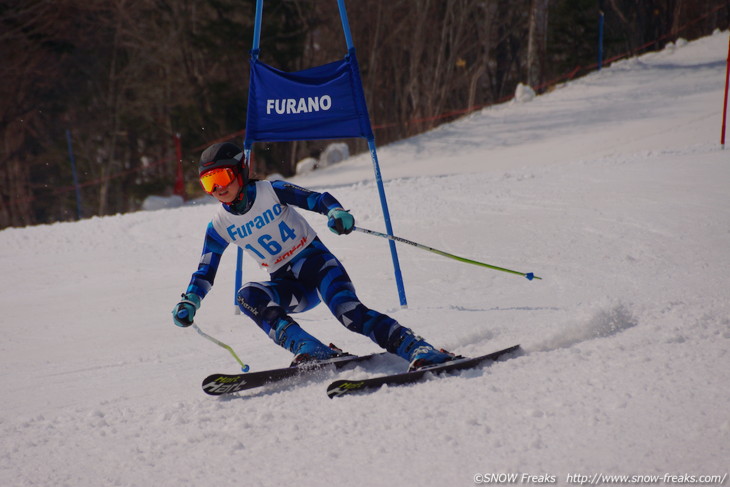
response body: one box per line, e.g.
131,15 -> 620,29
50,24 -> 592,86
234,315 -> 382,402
1,32 -> 729,487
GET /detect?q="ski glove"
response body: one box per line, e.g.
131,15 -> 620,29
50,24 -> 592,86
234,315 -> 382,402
327,208 -> 354,235
172,293 -> 201,327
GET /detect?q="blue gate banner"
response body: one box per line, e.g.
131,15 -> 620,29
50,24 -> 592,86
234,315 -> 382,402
245,50 -> 374,143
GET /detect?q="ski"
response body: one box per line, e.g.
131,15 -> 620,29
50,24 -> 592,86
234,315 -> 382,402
326,344 -> 521,399
202,352 -> 387,396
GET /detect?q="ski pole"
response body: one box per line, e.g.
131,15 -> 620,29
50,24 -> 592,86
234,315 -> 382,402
192,323 -> 250,372
353,226 -> 542,281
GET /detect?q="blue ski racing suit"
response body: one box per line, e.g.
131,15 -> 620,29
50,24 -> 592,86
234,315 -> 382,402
178,179 -> 448,366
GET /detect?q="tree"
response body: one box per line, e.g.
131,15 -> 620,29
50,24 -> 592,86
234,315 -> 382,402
0,0 -> 80,227
528,0 -> 550,90
2,0 -> 728,229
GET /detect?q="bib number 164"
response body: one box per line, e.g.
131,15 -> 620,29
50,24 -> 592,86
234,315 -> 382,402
245,221 -> 297,259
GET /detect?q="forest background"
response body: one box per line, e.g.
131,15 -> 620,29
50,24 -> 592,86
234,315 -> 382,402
1,0 -> 728,228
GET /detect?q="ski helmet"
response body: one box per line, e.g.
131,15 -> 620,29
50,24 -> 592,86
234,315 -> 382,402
198,142 -> 248,193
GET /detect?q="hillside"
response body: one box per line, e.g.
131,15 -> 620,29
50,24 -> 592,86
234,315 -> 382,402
1,32 -> 729,487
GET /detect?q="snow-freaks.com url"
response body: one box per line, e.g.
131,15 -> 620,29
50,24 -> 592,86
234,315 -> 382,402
565,473 -> 728,485
472,473 -> 728,485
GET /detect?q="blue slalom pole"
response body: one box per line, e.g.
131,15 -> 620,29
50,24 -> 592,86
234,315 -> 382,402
65,129 -> 84,220
233,247 -> 244,314
233,144 -> 255,313
337,0 -> 355,49
337,0 -> 408,307
367,140 -> 408,307
598,11 -> 605,71
252,0 -> 263,53
234,0 -> 264,313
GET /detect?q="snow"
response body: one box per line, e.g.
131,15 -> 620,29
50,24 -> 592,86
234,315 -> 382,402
2,32 -> 730,486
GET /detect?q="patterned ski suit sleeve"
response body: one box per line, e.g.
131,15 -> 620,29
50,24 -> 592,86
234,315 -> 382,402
270,180 -> 343,214
185,222 -> 230,299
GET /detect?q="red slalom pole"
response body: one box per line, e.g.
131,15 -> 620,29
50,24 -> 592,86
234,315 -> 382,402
722,36 -> 730,148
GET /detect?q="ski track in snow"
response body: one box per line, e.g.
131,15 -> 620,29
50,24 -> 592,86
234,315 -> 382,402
1,33 -> 729,487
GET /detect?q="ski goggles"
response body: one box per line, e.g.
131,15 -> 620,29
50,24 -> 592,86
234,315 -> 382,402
199,167 -> 237,193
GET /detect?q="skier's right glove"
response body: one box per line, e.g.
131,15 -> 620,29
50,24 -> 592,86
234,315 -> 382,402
172,293 -> 201,327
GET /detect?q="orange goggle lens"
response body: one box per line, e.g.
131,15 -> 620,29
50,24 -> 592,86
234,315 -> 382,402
200,167 -> 237,193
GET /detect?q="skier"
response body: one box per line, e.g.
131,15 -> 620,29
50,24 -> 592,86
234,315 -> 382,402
172,142 -> 456,370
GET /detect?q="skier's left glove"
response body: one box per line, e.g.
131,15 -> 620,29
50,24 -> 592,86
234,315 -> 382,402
327,208 -> 354,235
172,293 -> 201,328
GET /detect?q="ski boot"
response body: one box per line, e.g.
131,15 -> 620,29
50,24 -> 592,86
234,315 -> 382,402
407,346 -> 459,371
291,343 -> 353,367
270,317 -> 350,367
393,329 -> 458,371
